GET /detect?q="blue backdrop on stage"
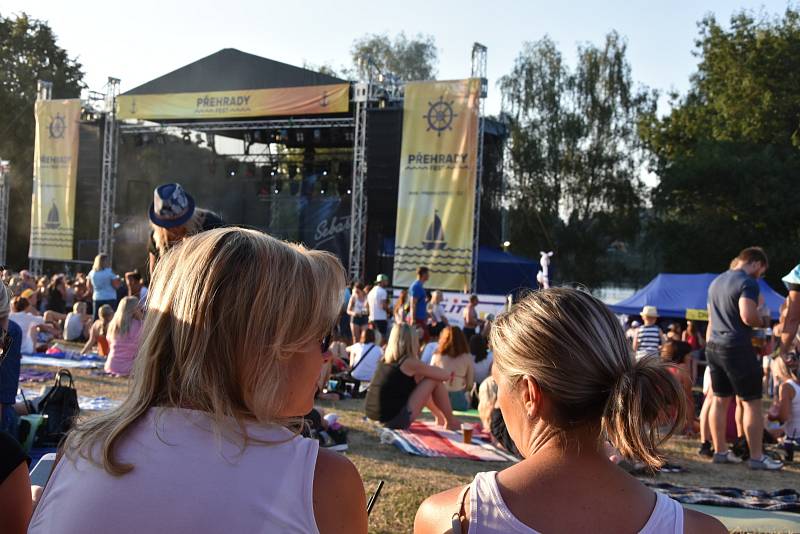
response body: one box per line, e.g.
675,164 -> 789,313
383,238 -> 538,295
608,273 -> 785,320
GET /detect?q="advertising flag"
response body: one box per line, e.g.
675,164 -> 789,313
393,79 -> 481,290
29,99 -> 81,260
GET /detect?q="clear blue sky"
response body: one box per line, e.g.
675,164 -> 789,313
1,0 -> 792,115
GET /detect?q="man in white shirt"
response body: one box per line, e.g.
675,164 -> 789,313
9,297 -> 45,354
367,274 -> 390,339
346,329 -> 383,383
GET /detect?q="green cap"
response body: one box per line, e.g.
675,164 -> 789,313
375,274 -> 389,283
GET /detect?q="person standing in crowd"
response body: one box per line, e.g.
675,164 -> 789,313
148,183 -> 225,275
29,227 -> 368,534
777,262 -> 800,360
124,271 -> 148,308
393,289 -> 409,326
408,266 -> 430,342
430,326 -> 474,412
633,306 -> 664,359
87,254 -> 120,320
347,282 -> 369,346
707,247 -> 782,470
428,290 -> 448,339
667,323 -> 682,341
366,323 -> 460,431
415,289 -> 723,534
462,294 -> 482,340
367,274 -> 390,339
683,320 -> 705,351
104,297 -> 144,377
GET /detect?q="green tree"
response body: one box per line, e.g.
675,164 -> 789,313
642,8 -> 800,284
348,32 -> 438,81
500,33 -> 655,286
0,12 -> 84,268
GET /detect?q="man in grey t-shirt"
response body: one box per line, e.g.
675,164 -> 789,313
706,246 -> 782,470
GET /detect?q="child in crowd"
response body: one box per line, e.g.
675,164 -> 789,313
63,302 -> 91,342
768,351 -> 800,445
430,326 -> 474,411
661,340 -> 697,435
81,305 -> 114,356
104,297 -> 143,376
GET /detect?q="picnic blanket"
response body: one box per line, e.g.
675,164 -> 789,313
21,355 -> 104,369
684,503 -> 800,531
646,481 -> 800,513
19,370 -> 55,383
379,421 -> 518,462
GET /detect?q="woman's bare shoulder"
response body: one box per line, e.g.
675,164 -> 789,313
414,485 -> 469,534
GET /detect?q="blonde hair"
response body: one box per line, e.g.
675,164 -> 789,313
73,301 -> 87,314
64,227 -> 345,475
478,375 -> 498,430
383,323 -> 419,364
151,208 -> 213,257
489,288 -> 685,470
108,297 -> 140,338
92,253 -> 109,272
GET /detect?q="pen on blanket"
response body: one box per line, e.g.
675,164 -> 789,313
367,480 -> 385,515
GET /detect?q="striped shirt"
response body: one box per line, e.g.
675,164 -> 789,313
636,324 -> 663,359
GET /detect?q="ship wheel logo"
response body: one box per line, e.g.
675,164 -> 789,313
48,113 -> 66,139
424,96 -> 457,136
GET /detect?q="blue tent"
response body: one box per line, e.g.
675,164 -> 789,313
609,273 -> 785,320
382,239 -> 538,295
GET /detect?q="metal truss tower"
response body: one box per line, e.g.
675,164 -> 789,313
470,43 -> 488,293
348,82 -> 370,282
0,160 -> 9,266
99,77 -> 120,260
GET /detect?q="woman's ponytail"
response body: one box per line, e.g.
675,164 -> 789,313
602,356 -> 686,470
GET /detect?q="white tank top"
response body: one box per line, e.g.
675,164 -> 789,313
783,381 -> 800,439
467,471 -> 684,534
29,408 -> 320,534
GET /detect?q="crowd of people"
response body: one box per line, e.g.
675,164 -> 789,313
2,184 -> 797,531
623,247 -> 800,473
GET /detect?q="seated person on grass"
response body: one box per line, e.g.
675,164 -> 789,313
81,304 -> 114,356
63,302 -> 92,342
365,323 -> 460,430
430,326 -> 474,412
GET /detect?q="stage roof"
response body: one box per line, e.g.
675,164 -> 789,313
123,48 -> 347,96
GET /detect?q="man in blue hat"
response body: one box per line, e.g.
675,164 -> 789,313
147,183 -> 224,275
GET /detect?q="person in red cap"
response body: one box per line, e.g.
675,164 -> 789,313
147,183 -> 224,275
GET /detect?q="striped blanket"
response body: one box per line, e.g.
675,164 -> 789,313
379,421 -> 518,462
646,482 -> 800,513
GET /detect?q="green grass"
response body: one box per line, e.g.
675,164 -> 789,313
28,365 -> 800,534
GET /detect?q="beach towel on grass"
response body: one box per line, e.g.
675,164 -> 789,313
21,355 -> 103,369
19,370 -> 55,383
379,421 -> 517,462
645,481 -> 800,513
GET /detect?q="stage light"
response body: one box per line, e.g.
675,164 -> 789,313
182,130 -> 191,144
225,161 -> 239,177
503,241 -> 511,248
347,189 -> 352,194
322,169 -> 328,176
274,179 -> 283,194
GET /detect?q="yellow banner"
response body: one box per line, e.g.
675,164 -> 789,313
117,83 -> 349,120
393,79 -> 481,291
686,308 -> 709,321
29,99 -> 81,261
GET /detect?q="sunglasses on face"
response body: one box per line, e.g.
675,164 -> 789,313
321,333 -> 333,354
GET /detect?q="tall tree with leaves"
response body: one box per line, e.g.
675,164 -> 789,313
642,8 -> 800,284
0,12 -> 84,268
500,33 -> 655,286
349,32 -> 438,81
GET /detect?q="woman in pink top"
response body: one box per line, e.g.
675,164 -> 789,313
103,296 -> 143,376
29,227 -> 368,534
415,289 -> 724,534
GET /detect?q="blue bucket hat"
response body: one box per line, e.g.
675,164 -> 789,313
149,183 -> 195,229
782,264 -> 800,289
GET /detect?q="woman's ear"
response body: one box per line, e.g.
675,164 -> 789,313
519,375 -> 542,420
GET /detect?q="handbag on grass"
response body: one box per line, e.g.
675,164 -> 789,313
36,369 -> 80,446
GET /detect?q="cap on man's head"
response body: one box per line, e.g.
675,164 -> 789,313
21,288 -> 35,299
375,274 -> 389,284
640,305 -> 658,318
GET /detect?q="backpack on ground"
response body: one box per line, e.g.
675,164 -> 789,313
36,369 -> 80,446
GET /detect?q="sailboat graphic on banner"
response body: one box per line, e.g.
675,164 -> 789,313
46,200 -> 61,229
422,211 -> 447,250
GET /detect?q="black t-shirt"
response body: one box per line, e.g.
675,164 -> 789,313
148,211 -> 225,260
0,430 -> 28,484
46,288 -> 67,314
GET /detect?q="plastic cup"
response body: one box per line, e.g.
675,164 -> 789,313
461,423 -> 473,444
